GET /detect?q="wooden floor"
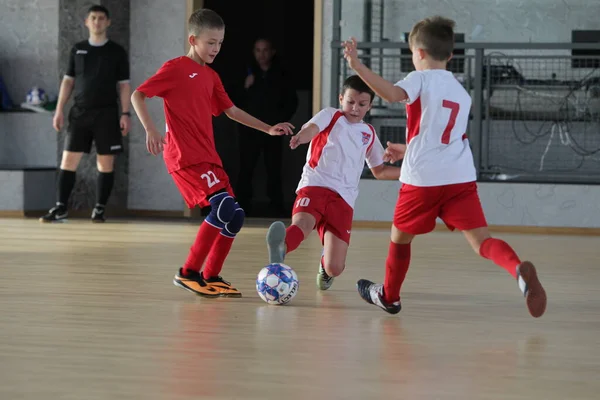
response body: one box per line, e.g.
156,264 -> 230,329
1,218 -> 599,400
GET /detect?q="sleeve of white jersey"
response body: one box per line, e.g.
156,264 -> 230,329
394,71 -> 423,105
365,131 -> 385,168
302,107 -> 336,132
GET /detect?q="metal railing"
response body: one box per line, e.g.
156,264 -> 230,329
328,17 -> 600,183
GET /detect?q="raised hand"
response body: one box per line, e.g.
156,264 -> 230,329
342,37 -> 361,70
268,122 -> 295,136
383,141 -> 407,163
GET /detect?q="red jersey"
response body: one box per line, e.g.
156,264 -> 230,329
136,56 -> 233,173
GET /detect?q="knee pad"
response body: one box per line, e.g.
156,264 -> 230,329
206,192 -> 236,228
224,205 -> 245,237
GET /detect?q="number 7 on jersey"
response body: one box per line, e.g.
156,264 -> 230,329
441,100 -> 459,144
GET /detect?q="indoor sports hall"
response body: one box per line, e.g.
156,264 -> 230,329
1,1 -> 599,399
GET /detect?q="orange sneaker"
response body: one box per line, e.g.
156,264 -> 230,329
203,275 -> 242,298
173,268 -> 219,298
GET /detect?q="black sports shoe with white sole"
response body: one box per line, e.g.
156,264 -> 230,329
357,279 -> 402,315
39,205 -> 68,223
91,206 -> 106,223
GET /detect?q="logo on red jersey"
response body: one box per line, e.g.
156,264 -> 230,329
361,131 -> 371,145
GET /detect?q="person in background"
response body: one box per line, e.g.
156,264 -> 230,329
40,4 -> 130,223
235,37 -> 298,217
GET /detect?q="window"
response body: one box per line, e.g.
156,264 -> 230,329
571,30 -> 600,69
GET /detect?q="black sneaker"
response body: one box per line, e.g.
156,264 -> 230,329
357,279 -> 402,314
39,205 -> 68,223
91,206 -> 106,223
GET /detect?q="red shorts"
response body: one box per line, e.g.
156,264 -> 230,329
171,163 -> 233,208
292,186 -> 354,245
393,182 -> 487,235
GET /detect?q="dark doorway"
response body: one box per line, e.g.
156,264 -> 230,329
204,0 -> 313,92
202,0 -> 315,218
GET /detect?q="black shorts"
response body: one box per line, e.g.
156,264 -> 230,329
65,106 -> 123,155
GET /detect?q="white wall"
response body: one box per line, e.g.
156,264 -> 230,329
127,0 -> 186,211
0,0 -> 59,106
0,113 -> 57,167
355,180 -> 600,228
378,0 -> 597,44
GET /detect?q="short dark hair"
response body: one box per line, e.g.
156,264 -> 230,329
408,16 -> 455,61
188,8 -> 225,36
87,5 -> 109,19
341,75 -> 375,102
254,36 -> 275,49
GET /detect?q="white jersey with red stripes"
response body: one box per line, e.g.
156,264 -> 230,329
395,69 -> 477,187
296,107 -> 385,209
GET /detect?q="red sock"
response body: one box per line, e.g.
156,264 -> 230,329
284,225 -> 305,253
479,238 -> 520,278
183,221 -> 221,273
203,233 -> 235,278
383,242 -> 411,304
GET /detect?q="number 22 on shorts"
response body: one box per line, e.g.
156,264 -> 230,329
201,171 -> 220,188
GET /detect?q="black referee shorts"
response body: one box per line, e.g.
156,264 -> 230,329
65,106 -> 123,155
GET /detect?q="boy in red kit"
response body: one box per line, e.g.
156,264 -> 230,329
343,16 -> 547,317
131,9 -> 293,298
266,75 -> 401,291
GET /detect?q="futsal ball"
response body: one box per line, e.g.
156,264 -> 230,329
26,87 -> 48,105
256,263 -> 299,305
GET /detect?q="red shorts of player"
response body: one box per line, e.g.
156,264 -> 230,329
171,163 -> 234,208
393,181 -> 488,235
292,186 -> 353,245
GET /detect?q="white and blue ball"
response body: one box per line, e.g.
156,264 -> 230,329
256,263 -> 299,305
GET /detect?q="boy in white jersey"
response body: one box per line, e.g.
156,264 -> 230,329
343,16 -> 547,318
266,76 -> 401,290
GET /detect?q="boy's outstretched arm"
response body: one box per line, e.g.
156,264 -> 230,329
131,89 -> 165,155
343,37 -> 408,103
224,105 -> 294,136
370,164 -> 401,180
383,142 -> 407,163
370,141 -> 406,180
289,123 -> 319,150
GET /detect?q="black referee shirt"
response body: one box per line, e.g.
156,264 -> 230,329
66,39 -> 129,109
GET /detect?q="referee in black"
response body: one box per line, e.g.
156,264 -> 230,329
40,4 -> 130,223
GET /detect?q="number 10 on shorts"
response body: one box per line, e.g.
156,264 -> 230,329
296,197 -> 310,208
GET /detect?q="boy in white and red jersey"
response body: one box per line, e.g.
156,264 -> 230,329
131,9 -> 293,299
343,16 -> 547,318
266,75 -> 401,290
